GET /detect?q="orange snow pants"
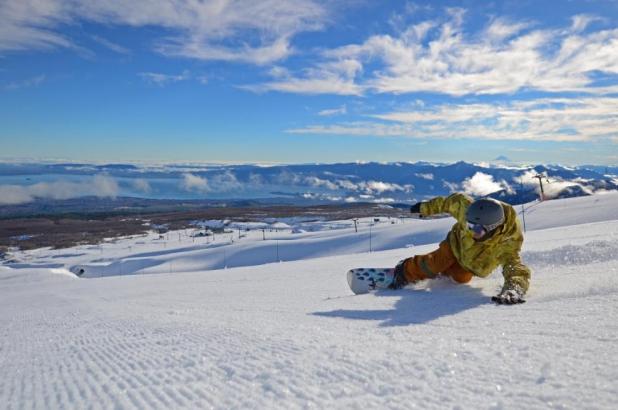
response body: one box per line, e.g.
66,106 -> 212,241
402,241 -> 473,284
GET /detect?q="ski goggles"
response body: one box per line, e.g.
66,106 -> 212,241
467,222 -> 487,236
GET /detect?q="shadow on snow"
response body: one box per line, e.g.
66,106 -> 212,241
313,282 -> 488,326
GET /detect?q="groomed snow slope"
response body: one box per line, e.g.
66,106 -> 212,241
1,193 -> 617,409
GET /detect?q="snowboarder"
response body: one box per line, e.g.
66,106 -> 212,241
390,193 -> 531,304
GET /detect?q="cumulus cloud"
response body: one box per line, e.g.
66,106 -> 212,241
274,170 -> 303,186
181,173 -> 209,192
209,171 -> 243,192
269,171 -> 412,195
336,179 -> 412,194
542,180 -> 592,199
513,170 -> 542,188
462,172 -> 511,196
364,181 -> 407,194
0,0 -> 328,65
131,178 -> 152,193
0,174 -> 119,205
514,170 -> 591,199
304,176 -> 340,190
336,179 -> 360,191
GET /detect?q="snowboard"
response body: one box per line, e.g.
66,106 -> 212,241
347,267 -> 395,295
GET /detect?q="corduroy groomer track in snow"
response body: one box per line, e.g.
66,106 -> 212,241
1,193 -> 617,409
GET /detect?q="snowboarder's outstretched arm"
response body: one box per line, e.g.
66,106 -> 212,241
493,251 -> 531,304
419,193 -> 473,224
502,254 -> 531,293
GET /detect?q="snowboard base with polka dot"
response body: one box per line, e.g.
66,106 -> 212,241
347,268 -> 395,295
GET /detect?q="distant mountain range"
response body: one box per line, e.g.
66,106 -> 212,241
1,161 -> 617,212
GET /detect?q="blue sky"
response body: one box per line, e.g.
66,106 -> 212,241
0,0 -> 617,165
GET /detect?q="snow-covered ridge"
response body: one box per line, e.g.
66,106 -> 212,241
1,192 -> 617,409
3,192 -> 618,279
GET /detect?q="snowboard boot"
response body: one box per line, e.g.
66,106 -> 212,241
389,259 -> 409,289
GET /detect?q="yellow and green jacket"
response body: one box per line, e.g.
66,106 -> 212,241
420,193 -> 531,294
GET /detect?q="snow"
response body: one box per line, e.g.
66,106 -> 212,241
1,192 -> 618,409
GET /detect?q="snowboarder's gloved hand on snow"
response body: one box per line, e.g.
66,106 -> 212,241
492,288 -> 526,305
389,259 -> 409,289
410,202 -> 425,218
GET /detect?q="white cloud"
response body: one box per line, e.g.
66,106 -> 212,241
132,178 -> 152,193
209,171 -> 242,192
0,185 -> 33,205
289,97 -> 618,143
364,180 -> 407,194
542,179 -> 592,199
462,172 -> 511,196
331,178 -> 411,194
442,180 -> 460,192
268,171 -> 412,195
0,0 -> 329,65
251,10 -> 618,96
90,35 -> 130,54
181,173 -> 209,192
336,179 -> 360,191
373,197 -> 396,204
92,174 -> 119,197
248,173 -> 266,186
570,14 -> 603,33
0,174 -> 119,205
274,170 -> 302,186
484,18 -> 530,42
513,170 -> 541,187
514,170 -> 592,199
288,121 -> 414,138
244,59 -> 364,95
367,16 -> 618,96
0,0 -> 74,52
139,70 -> 190,86
4,74 -> 46,90
6,4 -> 615,96
415,173 -> 434,180
305,176 -> 339,190
318,105 -> 347,117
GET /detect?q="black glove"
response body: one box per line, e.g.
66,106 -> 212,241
492,288 -> 526,305
388,259 -> 409,290
410,202 -> 423,215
